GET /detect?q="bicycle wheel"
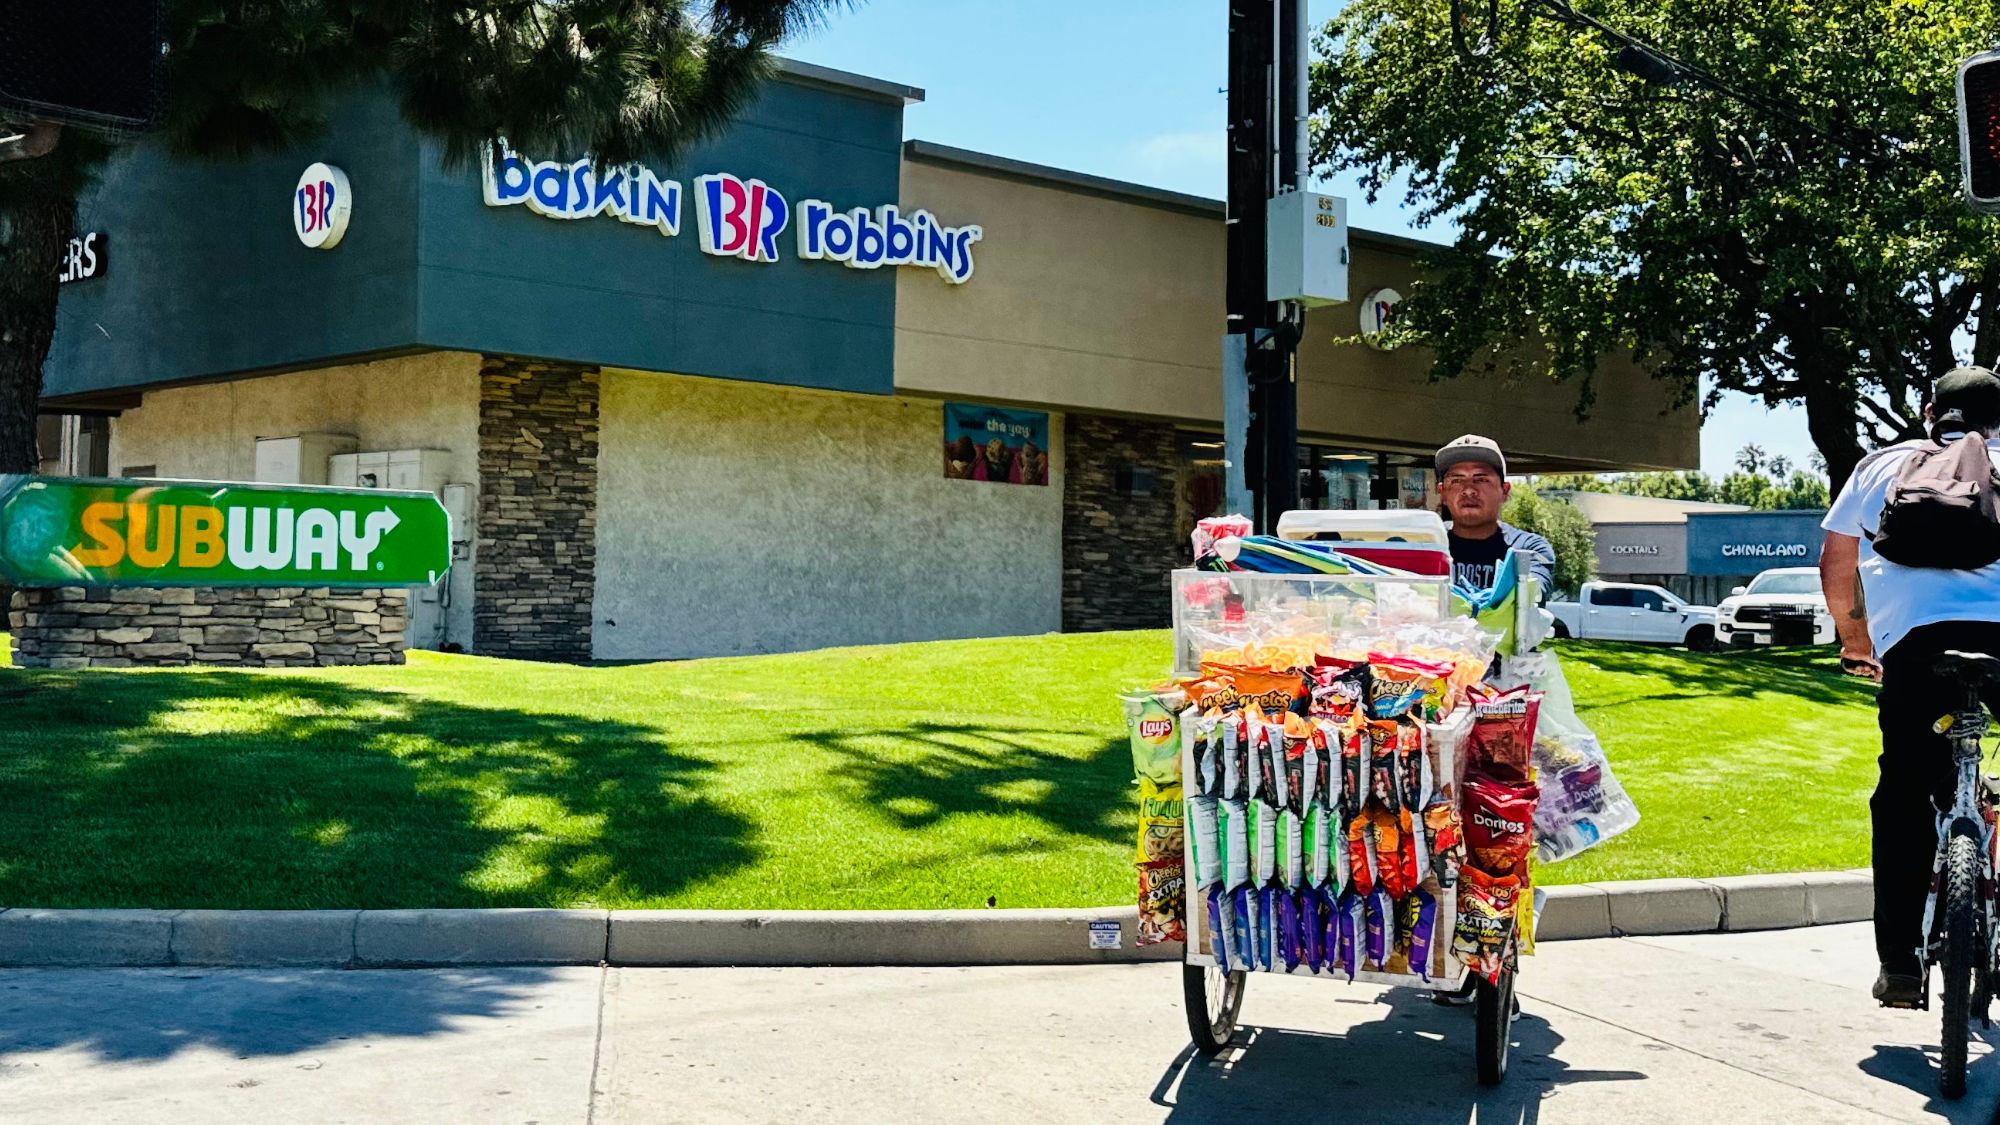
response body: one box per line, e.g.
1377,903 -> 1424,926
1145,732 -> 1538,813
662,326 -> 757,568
1941,830 -> 1980,1100
1476,968 -> 1516,1086
1183,963 -> 1247,1056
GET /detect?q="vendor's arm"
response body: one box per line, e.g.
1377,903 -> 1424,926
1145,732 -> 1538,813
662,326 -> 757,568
1819,531 -> 1877,679
1505,526 -> 1558,599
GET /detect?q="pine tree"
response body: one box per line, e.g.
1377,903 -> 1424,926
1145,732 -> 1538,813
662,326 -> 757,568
0,1 -> 844,472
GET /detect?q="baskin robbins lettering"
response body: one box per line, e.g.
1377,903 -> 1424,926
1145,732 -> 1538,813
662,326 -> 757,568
480,142 -> 980,283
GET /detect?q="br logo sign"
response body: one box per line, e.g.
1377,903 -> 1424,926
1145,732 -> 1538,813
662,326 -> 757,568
293,162 -> 352,250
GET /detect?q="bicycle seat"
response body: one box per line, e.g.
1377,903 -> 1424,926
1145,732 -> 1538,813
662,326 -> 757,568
1936,650 -> 2000,684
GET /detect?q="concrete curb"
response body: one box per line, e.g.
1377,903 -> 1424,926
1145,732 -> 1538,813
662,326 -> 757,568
0,871 -> 1877,969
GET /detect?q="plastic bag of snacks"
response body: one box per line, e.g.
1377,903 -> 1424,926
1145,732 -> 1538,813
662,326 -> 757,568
1492,652 -> 1641,862
1452,867 -> 1520,982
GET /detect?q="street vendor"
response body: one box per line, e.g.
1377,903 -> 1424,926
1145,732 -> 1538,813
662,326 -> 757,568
1435,435 -> 1556,597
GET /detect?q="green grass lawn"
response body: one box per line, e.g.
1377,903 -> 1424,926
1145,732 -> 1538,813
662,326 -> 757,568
0,632 -> 1883,910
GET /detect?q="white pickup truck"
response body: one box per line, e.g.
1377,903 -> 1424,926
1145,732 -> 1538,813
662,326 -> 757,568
1547,582 -> 1720,650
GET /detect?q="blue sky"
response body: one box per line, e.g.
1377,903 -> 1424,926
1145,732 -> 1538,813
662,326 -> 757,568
788,0 -> 1816,479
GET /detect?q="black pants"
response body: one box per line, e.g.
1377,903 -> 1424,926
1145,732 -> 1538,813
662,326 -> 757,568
1874,620 -> 2000,972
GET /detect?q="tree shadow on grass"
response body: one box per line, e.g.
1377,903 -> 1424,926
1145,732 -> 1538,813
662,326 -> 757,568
797,720 -> 1132,847
1552,641 -> 1877,708
0,668 -> 754,910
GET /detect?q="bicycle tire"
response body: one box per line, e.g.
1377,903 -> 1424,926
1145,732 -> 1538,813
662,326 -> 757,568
1183,964 -> 1246,1056
1941,830 -> 1980,1100
1476,969 -> 1515,1086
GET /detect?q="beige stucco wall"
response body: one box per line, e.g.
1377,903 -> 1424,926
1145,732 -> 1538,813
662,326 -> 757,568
593,370 -> 1063,661
895,160 -> 1222,420
104,351 -> 483,648
896,157 -> 1697,471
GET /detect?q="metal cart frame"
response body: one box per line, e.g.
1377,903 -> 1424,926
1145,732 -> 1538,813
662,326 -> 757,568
1170,568 -> 1521,1083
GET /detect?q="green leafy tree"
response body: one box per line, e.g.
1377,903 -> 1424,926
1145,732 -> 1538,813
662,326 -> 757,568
0,1 -> 844,473
1540,468 -> 1829,508
1312,0 -> 2000,492
1502,483 -> 1597,595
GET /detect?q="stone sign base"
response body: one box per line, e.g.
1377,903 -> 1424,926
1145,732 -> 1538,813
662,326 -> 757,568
7,587 -> 409,669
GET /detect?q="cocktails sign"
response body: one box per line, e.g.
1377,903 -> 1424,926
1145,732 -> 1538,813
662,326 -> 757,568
0,476 -> 451,588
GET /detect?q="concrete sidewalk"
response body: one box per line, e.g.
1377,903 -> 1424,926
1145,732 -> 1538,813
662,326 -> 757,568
0,924 -> 1992,1124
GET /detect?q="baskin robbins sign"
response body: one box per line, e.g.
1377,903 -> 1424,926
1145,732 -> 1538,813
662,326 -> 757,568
481,141 -> 982,284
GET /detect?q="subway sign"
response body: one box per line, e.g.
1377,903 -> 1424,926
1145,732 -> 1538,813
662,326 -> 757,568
481,141 -> 982,283
0,477 -> 450,588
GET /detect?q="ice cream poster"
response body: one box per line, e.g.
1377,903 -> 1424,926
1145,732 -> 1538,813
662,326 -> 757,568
944,404 -> 1049,486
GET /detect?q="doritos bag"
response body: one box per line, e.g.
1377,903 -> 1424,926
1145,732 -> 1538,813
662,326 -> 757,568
1463,772 -> 1538,876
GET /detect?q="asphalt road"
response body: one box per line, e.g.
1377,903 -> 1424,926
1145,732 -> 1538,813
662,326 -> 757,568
0,923 -> 1992,1124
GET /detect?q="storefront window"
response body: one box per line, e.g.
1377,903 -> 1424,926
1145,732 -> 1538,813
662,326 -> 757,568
1176,437 -> 1439,534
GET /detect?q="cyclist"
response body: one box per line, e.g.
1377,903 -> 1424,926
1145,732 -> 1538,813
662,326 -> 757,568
1820,365 -> 2000,1009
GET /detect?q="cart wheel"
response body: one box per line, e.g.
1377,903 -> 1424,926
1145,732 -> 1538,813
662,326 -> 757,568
1475,969 -> 1516,1086
1183,964 -> 1247,1056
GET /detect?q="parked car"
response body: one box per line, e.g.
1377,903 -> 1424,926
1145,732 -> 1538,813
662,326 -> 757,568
1548,582 -> 1720,649
1716,567 -> 1834,648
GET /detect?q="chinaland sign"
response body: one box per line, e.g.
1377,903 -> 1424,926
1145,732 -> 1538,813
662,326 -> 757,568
481,142 -> 983,283
0,477 -> 452,588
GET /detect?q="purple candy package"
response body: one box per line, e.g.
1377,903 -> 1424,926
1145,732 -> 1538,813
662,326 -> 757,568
1365,887 -> 1393,968
1337,889 -> 1363,981
1232,887 -> 1255,969
1208,888 -> 1233,974
1300,887 -> 1324,973
1407,887 -> 1439,982
1276,889 -> 1301,972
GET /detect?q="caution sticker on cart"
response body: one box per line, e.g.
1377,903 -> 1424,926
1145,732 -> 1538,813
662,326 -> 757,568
1088,920 -> 1122,949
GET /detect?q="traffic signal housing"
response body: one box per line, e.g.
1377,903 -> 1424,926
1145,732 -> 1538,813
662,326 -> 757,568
1960,50 -> 2000,214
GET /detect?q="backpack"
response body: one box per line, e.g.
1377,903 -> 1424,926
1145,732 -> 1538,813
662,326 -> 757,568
1872,416 -> 2000,569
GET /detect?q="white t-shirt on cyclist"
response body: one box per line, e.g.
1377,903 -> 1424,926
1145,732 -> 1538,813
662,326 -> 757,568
1822,436 -> 2000,657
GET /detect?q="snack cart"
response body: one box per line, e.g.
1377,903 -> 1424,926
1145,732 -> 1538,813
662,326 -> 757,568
1158,550 -> 1535,1085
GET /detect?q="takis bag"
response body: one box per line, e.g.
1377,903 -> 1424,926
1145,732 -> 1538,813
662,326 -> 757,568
1872,422 -> 2000,569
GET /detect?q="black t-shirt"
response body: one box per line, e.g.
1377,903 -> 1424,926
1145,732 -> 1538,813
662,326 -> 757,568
1449,530 -> 1510,592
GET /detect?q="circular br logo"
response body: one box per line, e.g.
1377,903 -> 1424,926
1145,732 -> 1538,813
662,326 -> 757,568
1359,287 -> 1403,350
294,163 -> 352,249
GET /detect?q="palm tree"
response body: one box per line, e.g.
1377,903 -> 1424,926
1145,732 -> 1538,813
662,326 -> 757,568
1734,444 -> 1767,476
1809,451 -> 1828,477
0,1 -> 844,472
1767,455 -> 1792,479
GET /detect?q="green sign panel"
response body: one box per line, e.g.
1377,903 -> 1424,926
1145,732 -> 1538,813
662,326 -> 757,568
0,476 -> 452,588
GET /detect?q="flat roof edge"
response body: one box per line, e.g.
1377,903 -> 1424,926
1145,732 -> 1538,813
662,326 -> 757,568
776,58 -> 924,105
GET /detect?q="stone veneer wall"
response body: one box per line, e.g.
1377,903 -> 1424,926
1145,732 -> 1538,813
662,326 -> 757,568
7,587 -> 408,668
475,355 -> 599,663
1062,413 -> 1185,632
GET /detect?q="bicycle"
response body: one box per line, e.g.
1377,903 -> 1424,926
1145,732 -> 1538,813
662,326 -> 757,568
1908,650 -> 2000,1099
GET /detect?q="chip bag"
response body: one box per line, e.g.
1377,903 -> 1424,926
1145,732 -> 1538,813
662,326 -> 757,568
1135,778 -> 1185,865
1220,712 -> 1248,801
1366,659 -> 1430,719
1364,886 -> 1393,969
1279,807 -> 1307,888
1276,888 -> 1301,972
1186,710 -> 1223,797
1187,795 -> 1222,890
1251,799 -> 1280,886
1452,867 -> 1521,983
1463,772 -> 1538,876
1300,886 -> 1326,973
1336,889 -> 1364,980
1122,689 -> 1185,786
1220,799 -> 1252,890
1467,683 -> 1542,782
1136,859 -> 1186,945
1309,662 -> 1371,723
1198,663 -> 1308,716
1306,802 -> 1336,886
1340,720 -> 1369,822
1346,811 -> 1378,897
1424,801 -> 1465,888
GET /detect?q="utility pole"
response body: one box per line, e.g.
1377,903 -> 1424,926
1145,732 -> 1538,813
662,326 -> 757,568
1224,1 -> 1308,533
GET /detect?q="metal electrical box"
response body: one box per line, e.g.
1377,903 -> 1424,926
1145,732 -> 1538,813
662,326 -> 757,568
329,449 -> 452,493
1266,190 -> 1350,307
254,433 -> 357,485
